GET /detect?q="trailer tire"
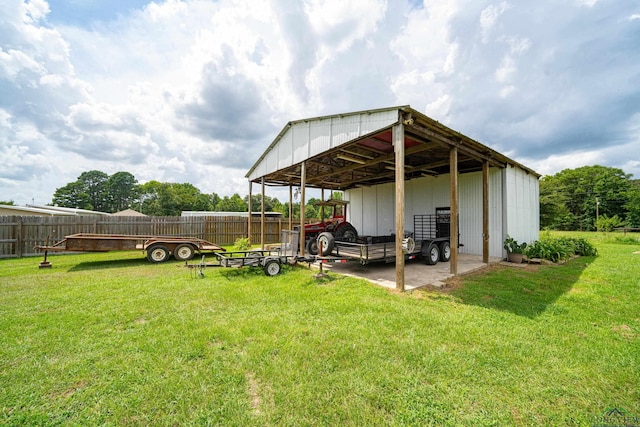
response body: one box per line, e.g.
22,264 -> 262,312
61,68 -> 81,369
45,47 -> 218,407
335,223 -> 358,242
174,243 -> 195,261
439,241 -> 451,262
317,232 -> 335,256
263,260 -> 281,276
147,244 -> 170,263
306,237 -> 319,256
425,243 -> 440,265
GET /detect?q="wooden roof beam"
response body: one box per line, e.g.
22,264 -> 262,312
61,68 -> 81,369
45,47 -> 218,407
311,143 -> 435,182
406,122 -> 504,168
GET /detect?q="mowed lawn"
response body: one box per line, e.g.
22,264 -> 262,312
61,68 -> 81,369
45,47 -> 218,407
1,232 -> 638,426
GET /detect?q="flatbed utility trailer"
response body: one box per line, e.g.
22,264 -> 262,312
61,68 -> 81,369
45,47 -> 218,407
185,230 -> 308,276
36,233 -> 225,263
321,210 -> 455,266
208,250 -> 303,276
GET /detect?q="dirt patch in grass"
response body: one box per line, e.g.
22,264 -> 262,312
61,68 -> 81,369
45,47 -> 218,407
51,380 -> 89,399
612,324 -> 636,340
246,372 -> 272,416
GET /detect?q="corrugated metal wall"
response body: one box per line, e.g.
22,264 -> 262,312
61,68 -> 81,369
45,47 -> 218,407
503,165 -> 540,244
345,167 -> 528,258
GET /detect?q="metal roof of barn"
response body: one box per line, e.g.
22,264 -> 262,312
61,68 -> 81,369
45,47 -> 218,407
246,105 -> 539,189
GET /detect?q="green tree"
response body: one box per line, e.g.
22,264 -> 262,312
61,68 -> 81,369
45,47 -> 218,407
138,180 -> 164,215
216,193 -> 247,212
210,193 -> 222,211
0,200 -> 15,205
625,180 -> 640,227
77,170 -> 109,211
106,172 -> 139,212
52,181 -> 91,209
540,165 -> 633,230
244,195 -> 280,212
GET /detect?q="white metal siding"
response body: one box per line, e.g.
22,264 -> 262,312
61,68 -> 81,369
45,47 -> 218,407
292,123 -> 310,164
459,173 -> 482,255
248,109 -> 399,181
503,165 -> 540,246
309,118 -> 331,156
361,186 -> 379,235
376,183 -> 395,235
347,167 -> 512,257
278,130 -> 293,170
489,169 -> 504,257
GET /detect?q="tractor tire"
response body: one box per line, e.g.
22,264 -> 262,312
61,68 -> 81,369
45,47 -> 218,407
317,232 -> 335,256
306,237 -> 319,256
335,223 -> 358,242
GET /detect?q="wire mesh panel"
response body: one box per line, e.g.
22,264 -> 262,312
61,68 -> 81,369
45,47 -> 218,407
279,230 -> 299,256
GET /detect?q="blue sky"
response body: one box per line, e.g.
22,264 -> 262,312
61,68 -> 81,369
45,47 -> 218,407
46,0 -> 152,25
1,0 -> 639,206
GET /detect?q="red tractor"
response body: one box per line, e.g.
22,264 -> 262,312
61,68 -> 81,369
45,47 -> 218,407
303,199 -> 358,255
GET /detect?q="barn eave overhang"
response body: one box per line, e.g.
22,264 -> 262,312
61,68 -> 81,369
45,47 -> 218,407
246,106 -> 540,190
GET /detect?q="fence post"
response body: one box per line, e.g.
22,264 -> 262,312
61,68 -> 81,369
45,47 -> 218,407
17,216 -> 23,258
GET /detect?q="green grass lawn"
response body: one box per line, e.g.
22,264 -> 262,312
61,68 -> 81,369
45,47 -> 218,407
1,232 -> 638,426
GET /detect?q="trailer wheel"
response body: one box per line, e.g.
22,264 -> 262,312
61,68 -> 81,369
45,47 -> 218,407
425,243 -> 440,265
147,244 -> 170,263
317,232 -> 335,256
263,260 -> 281,276
439,241 -> 451,262
306,237 -> 319,256
173,244 -> 195,261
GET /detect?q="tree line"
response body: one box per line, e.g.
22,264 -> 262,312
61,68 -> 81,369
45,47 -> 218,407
540,165 -> 640,230
48,166 -> 640,230
50,170 -> 334,218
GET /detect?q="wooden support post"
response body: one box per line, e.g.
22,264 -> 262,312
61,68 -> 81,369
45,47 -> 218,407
321,188 -> 325,219
482,160 -> 489,263
261,178 -> 265,250
300,162 -> 306,255
450,147 -> 459,275
394,121 -> 405,292
288,185 -> 293,231
248,181 -> 252,244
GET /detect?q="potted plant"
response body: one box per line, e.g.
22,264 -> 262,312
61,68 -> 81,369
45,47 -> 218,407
503,235 -> 527,263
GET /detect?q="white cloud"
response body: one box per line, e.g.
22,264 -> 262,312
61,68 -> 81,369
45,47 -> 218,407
480,1 -> 511,43
1,0 -> 640,207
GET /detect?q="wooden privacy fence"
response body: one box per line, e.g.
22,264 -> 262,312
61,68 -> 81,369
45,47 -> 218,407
0,215 -> 287,259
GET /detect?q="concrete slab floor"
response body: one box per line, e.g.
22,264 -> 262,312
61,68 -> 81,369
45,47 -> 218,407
314,254 -> 504,291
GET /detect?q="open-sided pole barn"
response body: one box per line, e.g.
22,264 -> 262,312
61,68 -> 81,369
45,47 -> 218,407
246,106 -> 540,291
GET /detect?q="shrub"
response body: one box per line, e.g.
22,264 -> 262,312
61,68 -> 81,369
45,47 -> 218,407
233,237 -> 251,251
524,236 -> 597,262
595,214 -> 623,232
